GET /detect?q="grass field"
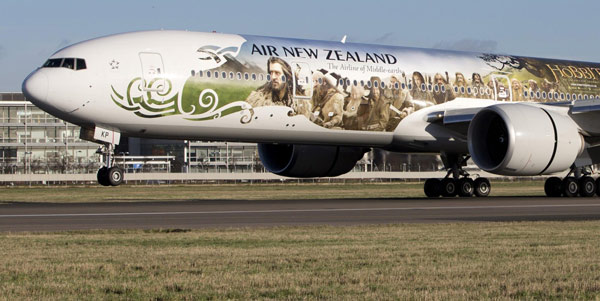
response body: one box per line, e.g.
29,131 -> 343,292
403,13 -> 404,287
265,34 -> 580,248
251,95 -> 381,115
0,180 -> 545,203
1,222 -> 600,299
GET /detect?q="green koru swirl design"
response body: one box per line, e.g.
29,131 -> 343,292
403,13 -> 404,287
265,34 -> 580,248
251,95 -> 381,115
110,77 -> 253,121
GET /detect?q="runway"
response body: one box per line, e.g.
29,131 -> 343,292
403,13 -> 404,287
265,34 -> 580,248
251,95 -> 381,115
2,197 -> 600,232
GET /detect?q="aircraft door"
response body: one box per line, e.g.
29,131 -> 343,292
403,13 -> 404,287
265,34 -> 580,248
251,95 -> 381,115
139,52 -> 166,93
291,62 -> 313,117
490,74 -> 512,101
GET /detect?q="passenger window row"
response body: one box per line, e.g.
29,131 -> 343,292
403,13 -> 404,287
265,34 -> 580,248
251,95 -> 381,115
42,58 -> 86,70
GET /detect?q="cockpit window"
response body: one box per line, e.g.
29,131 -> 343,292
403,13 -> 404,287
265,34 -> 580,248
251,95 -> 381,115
62,58 -> 75,70
76,59 -> 86,70
42,57 -> 87,71
43,58 -> 63,68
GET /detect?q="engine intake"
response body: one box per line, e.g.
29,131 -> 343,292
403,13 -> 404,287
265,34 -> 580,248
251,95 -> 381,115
258,143 -> 368,178
468,103 -> 583,175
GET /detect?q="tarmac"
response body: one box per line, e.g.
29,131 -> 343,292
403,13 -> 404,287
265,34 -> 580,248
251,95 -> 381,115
1,196 -> 600,232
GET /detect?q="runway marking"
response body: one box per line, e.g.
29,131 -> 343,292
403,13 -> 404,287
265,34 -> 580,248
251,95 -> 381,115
1,203 -> 600,218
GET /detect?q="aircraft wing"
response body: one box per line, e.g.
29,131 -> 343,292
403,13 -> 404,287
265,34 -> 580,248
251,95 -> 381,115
425,107 -> 481,139
569,98 -> 600,136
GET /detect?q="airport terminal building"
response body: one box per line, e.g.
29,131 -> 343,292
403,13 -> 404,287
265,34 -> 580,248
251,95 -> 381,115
0,92 -> 438,175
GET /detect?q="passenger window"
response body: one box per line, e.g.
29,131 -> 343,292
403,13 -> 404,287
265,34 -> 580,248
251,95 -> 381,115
339,78 -> 344,86
394,82 -> 399,89
467,87 -> 472,94
361,80 -> 365,87
441,85 -> 446,93
266,74 -> 271,81
346,79 -> 351,86
229,72 -> 234,79
536,91 -> 540,98
473,87 -> 478,95
584,94 -> 589,100
566,94 -> 571,100
252,73 -> 257,81
214,71 -> 219,78
560,93 -> 565,100
191,70 -> 195,76
318,78 -> 323,85
367,81 -> 372,88
374,81 -> 379,88
259,74 -> 264,81
524,91 -> 528,98
381,81 -> 386,89
407,83 -> 412,90
401,83 -> 406,90
62,58 -> 75,70
76,59 -> 86,70
281,75 -> 286,82
221,72 -> 226,78
237,72 -> 242,80
427,84 -> 432,91
554,92 -> 559,99
354,80 -> 358,87
434,85 -> 439,92
542,92 -> 547,99
460,86 -> 465,94
244,73 -> 249,80
198,70 -> 203,77
420,83 -> 425,91
207,71 -> 211,78
548,92 -> 553,100
579,94 -> 583,100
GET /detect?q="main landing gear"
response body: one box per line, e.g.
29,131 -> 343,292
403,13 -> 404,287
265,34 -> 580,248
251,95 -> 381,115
544,167 -> 598,197
96,144 -> 124,187
424,153 -> 491,198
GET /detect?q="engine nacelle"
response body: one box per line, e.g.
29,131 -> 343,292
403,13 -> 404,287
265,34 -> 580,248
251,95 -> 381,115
468,103 -> 583,175
258,143 -> 368,178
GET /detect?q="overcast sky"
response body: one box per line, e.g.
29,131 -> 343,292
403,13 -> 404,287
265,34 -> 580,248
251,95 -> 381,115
2,0 -> 599,91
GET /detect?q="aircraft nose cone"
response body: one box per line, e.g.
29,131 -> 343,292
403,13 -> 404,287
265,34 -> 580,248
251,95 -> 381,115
22,71 -> 48,106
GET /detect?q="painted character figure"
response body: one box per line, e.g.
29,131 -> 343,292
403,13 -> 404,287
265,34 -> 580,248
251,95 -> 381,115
511,78 -> 524,101
453,72 -> 470,98
385,75 -> 414,131
311,71 -> 345,129
410,71 -> 432,101
245,57 -> 302,108
471,73 -> 488,99
365,76 -> 390,131
343,84 -> 366,130
432,72 -> 456,104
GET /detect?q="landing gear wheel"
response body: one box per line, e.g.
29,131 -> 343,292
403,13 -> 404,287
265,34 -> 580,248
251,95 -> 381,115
440,178 -> 458,197
544,177 -> 562,197
473,178 -> 491,197
457,178 -> 474,197
424,178 -> 441,198
97,167 -> 110,187
578,176 -> 596,197
562,177 -> 578,197
107,167 -> 124,186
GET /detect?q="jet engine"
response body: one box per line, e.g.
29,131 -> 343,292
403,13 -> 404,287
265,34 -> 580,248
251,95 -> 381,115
258,144 -> 369,177
467,103 -> 583,175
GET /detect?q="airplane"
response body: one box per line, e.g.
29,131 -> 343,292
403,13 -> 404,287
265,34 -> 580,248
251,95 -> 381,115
21,30 -> 600,197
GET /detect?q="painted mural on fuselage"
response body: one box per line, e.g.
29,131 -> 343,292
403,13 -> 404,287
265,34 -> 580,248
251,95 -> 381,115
110,33 -> 600,132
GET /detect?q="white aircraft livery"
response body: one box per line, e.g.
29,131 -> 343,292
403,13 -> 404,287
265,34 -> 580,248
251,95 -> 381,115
21,30 -> 600,197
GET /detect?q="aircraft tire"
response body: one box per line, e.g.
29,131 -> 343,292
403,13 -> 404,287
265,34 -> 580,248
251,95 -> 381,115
97,167 -> 110,186
424,178 -> 441,198
473,178 -> 491,197
440,178 -> 458,197
108,167 -> 124,186
544,177 -> 562,197
457,178 -> 474,197
562,177 -> 578,197
578,176 -> 596,197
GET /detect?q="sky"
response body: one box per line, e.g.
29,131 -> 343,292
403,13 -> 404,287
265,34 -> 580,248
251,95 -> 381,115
2,0 -> 600,91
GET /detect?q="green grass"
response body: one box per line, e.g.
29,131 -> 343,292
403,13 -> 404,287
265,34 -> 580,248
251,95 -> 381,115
0,181 -> 546,203
1,222 -> 600,299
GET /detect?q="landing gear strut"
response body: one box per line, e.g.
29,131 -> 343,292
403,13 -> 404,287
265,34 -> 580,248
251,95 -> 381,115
423,153 -> 490,198
544,166 -> 597,197
96,144 -> 124,186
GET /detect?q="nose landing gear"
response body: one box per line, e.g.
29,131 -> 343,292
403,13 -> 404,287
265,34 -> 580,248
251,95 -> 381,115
96,144 -> 124,187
